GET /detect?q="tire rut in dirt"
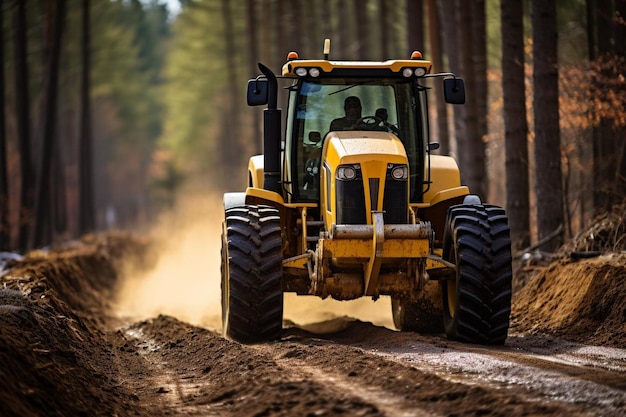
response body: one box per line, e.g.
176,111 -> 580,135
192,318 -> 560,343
130,315 -> 384,416
222,205 -> 283,343
277,325 -> 592,417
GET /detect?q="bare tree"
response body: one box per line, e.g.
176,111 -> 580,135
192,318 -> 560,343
501,0 -> 530,249
14,0 -> 34,250
437,0 -> 464,160
0,0 -> 8,249
406,0 -> 424,53
246,0 -> 262,154
531,0 -> 564,250
354,0 -> 368,59
470,0 -> 488,197
455,0 -> 486,199
31,0 -> 67,248
379,0 -> 390,59
79,0 -> 95,235
220,0 -> 243,190
426,0 -> 450,154
588,0 -> 626,212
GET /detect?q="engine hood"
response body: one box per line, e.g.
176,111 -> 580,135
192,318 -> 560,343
323,131 -> 408,165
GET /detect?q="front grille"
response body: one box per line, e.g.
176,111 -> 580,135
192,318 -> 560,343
383,169 -> 408,224
337,176 -> 366,224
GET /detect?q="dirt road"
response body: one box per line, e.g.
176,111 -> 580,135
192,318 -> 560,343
117,314 -> 626,417
1,223 -> 625,416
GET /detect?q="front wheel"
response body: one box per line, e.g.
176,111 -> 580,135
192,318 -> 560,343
221,205 -> 283,343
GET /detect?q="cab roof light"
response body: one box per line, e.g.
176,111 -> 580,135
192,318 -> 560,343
411,50 -> 423,59
324,39 -> 331,60
287,51 -> 299,60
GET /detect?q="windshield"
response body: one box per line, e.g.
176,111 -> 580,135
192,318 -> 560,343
285,78 -> 427,202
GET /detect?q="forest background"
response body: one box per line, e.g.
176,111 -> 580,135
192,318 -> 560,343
0,0 -> 624,253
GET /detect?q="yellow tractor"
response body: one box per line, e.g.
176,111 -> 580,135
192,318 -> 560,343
221,40 -> 512,345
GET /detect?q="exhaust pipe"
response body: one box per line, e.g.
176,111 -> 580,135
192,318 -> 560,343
258,63 -> 281,194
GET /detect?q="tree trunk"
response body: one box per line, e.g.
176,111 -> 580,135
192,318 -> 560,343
354,0 -> 368,59
456,1 -> 485,198
31,0 -> 66,248
407,0 -> 424,53
220,0 -> 242,190
0,0 -> 9,249
426,0 -> 449,154
79,0 -> 95,235
437,0 -> 464,158
589,0 -> 621,212
471,0 -> 488,197
14,0 -> 34,251
379,0 -> 390,59
615,0 -> 626,201
501,0 -> 530,249
336,0 -> 347,57
246,0 -> 262,155
531,0 -> 563,250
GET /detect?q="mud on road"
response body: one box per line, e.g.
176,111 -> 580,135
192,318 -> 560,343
1,221 -> 626,416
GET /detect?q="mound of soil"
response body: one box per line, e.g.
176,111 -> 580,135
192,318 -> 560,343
511,253 -> 626,347
512,203 -> 626,347
0,233 -> 153,417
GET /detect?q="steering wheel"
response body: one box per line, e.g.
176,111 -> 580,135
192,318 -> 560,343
303,157 -> 320,191
305,157 -> 319,177
354,115 -> 384,130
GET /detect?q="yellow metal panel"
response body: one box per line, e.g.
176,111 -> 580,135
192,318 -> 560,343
247,155 -> 264,188
423,155 -> 466,203
325,132 -> 407,161
245,187 -> 285,206
282,59 -> 433,77
428,187 -> 470,206
322,238 -> 429,259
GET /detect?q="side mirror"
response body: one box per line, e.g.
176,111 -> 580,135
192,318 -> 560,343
427,142 -> 440,152
443,77 -> 465,105
309,131 -> 321,144
247,78 -> 269,106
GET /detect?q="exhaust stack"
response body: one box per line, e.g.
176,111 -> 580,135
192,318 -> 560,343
258,63 -> 282,194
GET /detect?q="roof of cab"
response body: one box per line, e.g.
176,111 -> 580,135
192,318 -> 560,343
281,59 -> 433,78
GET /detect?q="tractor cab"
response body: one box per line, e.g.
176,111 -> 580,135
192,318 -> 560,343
247,42 -> 466,231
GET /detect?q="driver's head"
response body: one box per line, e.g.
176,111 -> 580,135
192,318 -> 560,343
344,96 -> 362,120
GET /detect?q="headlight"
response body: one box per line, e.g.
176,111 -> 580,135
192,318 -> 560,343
402,68 -> 414,78
337,165 -> 358,180
414,67 -> 427,77
295,67 -> 321,77
390,165 -> 408,180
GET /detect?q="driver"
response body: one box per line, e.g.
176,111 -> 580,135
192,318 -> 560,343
330,96 -> 362,131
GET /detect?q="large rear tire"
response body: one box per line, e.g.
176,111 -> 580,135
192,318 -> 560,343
221,205 -> 283,343
441,204 -> 512,345
485,205 -> 513,344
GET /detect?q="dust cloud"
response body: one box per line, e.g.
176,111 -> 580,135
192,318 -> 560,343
115,192 -> 395,332
115,192 -> 223,329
